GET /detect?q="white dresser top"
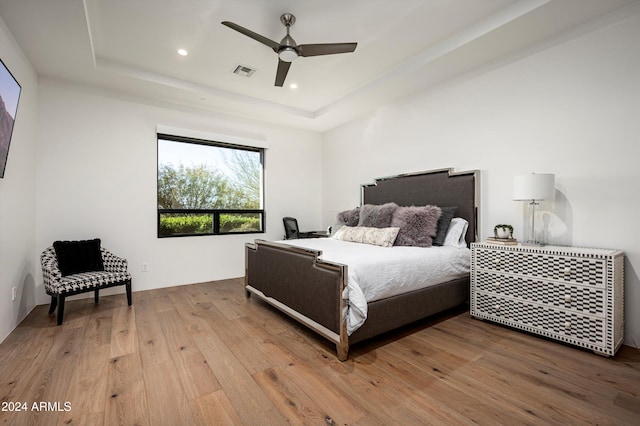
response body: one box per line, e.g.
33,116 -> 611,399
472,243 -> 623,258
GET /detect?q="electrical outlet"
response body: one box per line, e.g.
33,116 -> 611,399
141,262 -> 149,272
11,287 -> 16,302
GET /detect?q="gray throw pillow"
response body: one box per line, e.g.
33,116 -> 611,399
433,206 -> 458,246
336,208 -> 360,226
391,205 -> 442,247
358,203 -> 398,228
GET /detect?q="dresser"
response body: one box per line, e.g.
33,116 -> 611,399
470,243 -> 624,356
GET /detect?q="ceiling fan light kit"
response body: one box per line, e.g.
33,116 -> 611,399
278,47 -> 298,62
221,13 -> 357,87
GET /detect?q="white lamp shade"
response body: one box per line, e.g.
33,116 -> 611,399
512,173 -> 555,200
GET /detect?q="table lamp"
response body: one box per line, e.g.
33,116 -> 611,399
512,173 -> 555,245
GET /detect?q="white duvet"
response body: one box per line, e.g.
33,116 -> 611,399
278,238 -> 470,335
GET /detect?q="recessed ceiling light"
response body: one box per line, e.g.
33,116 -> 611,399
177,48 -> 188,56
289,83 -> 298,89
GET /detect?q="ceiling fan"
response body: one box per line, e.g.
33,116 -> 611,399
221,13 -> 357,87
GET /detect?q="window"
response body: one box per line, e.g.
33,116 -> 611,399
157,133 -> 264,237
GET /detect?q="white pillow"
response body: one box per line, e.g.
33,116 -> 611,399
332,225 -> 400,247
443,218 -> 468,248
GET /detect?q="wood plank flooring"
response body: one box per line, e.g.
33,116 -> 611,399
1,277 -> 639,425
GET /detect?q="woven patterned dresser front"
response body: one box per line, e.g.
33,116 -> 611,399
470,243 -> 624,356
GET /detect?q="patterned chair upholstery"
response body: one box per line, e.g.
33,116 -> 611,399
41,246 -> 132,325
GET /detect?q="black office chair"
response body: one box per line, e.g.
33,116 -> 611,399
283,217 -> 314,239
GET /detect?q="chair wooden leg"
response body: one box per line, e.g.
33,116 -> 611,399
94,289 -> 99,304
56,295 -> 65,326
126,280 -> 132,306
48,296 -> 57,314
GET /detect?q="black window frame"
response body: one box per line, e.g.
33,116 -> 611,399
157,133 -> 266,238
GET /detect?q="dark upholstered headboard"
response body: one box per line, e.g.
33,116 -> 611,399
361,168 -> 479,246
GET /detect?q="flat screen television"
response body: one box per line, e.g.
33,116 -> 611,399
0,57 -> 22,179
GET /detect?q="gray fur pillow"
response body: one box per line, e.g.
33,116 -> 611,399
331,207 -> 360,236
391,205 -> 442,247
358,203 -> 398,228
336,208 -> 360,226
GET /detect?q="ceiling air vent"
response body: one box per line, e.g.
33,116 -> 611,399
233,65 -> 257,78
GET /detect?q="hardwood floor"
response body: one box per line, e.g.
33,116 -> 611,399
1,278 -> 639,425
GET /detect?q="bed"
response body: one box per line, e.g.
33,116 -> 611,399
244,168 -> 479,360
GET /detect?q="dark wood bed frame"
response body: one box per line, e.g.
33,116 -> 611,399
245,168 -> 480,360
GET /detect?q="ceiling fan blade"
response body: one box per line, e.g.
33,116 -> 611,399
275,59 -> 291,87
298,42 -> 357,57
221,21 -> 279,50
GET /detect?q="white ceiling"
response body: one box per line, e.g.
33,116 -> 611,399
1,0 -> 637,132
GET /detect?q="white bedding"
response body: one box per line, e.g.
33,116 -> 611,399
278,238 -> 471,335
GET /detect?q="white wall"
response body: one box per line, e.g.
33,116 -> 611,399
322,12 -> 640,347
0,17 -> 38,342
35,80 -> 322,304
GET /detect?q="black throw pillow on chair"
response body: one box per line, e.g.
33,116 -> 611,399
53,238 -> 105,276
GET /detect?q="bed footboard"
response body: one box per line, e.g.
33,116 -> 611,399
245,240 -> 349,360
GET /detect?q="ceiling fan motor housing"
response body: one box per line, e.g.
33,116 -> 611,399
278,14 -> 299,62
